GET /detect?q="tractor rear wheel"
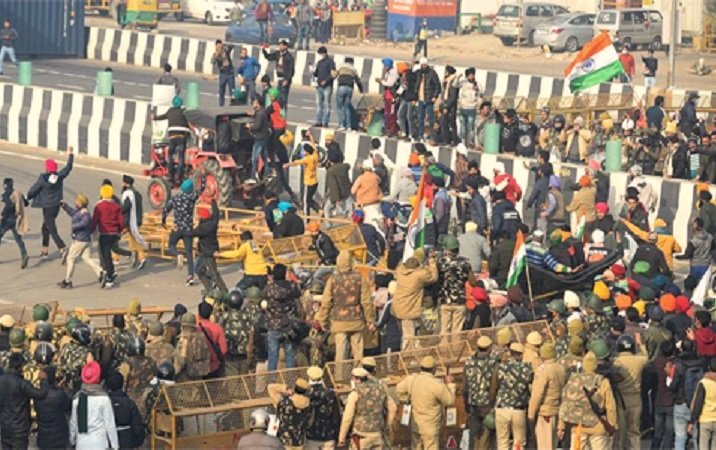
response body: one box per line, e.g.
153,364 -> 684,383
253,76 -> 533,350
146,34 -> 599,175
197,159 -> 233,207
147,178 -> 171,210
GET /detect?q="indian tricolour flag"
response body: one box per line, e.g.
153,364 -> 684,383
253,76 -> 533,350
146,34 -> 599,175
574,213 -> 587,240
402,169 -> 427,262
564,31 -> 624,93
506,230 -> 526,288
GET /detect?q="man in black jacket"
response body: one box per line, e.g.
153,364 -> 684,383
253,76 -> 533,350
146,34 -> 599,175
262,38 -> 295,107
188,200 -> 227,297
34,366 -> 71,450
439,65 -> 459,145
0,353 -> 49,449
313,46 -> 335,127
152,96 -> 189,183
248,97 -> 270,179
414,57 -> 441,141
680,92 -> 699,136
275,204 -> 305,238
106,371 -> 145,449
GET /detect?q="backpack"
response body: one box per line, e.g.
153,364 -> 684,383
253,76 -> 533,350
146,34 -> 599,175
684,364 -> 705,405
185,335 -> 211,379
559,372 -> 603,427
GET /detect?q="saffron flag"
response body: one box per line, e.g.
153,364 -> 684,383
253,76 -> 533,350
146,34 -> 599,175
564,32 -> 624,93
506,230 -> 526,288
402,169 -> 427,262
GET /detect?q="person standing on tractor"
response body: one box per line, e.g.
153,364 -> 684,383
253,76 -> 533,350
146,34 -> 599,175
120,175 -> 146,270
266,88 -> 295,200
156,63 -> 180,95
27,146 -> 73,261
212,40 -> 234,107
152,96 -> 190,185
246,96 -> 270,180
162,176 -> 206,287
262,38 -> 295,108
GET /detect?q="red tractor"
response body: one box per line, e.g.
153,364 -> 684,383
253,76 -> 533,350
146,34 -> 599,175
145,106 -> 263,210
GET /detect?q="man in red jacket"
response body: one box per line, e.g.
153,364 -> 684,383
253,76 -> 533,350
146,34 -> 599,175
197,301 -> 228,378
93,184 -> 124,288
619,45 -> 635,83
692,311 -> 716,357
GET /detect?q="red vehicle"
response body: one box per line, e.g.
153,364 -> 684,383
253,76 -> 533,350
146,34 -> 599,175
145,107 -> 258,210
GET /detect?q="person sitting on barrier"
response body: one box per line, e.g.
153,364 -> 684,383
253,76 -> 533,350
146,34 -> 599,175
274,201 -> 305,239
221,230 -> 268,291
237,408 -> 284,449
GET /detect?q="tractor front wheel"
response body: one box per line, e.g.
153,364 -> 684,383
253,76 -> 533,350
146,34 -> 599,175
147,178 -> 172,210
197,159 -> 233,207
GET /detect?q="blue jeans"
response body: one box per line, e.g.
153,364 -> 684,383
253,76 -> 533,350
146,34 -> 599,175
218,72 -> 235,107
398,100 -> 415,138
0,219 -> 27,257
251,138 -> 267,179
0,46 -> 16,74
460,108 -> 476,147
315,85 -> 332,126
674,404 -> 692,450
336,85 -> 353,129
417,100 -> 435,139
244,79 -> 256,104
653,405 -> 674,450
267,329 -> 295,371
258,20 -> 269,44
297,23 -> 311,50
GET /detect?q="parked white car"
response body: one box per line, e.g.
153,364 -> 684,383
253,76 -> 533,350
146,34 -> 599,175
180,0 -> 235,25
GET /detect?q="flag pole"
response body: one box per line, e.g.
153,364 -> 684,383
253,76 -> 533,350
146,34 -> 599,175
524,259 -> 536,320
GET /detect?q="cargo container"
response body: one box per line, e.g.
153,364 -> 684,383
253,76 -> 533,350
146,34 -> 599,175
387,0 -> 458,42
0,0 -> 85,57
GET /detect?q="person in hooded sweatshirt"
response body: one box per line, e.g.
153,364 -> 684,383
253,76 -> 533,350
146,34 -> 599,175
69,361 -> 118,450
676,217 -> 714,286
0,353 -> 49,449
27,146 -> 74,259
0,177 -> 28,268
264,263 -> 302,371
692,311 -> 716,358
34,366 -> 71,450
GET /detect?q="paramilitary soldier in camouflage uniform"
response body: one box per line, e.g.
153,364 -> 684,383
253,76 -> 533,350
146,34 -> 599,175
464,336 -> 498,450
268,378 -> 312,450
0,327 -> 31,371
339,366 -> 397,449
125,298 -> 149,339
26,303 -> 51,353
558,336 -> 585,378
119,334 -> 156,418
584,295 -> 611,342
495,342 -> 534,450
56,323 -> 91,389
24,341 -> 55,388
306,366 -> 341,449
145,321 -> 175,366
558,351 -> 617,450
216,289 -> 254,376
143,361 -> 176,430
108,314 -> 130,369
57,318 -> 80,352
30,321 -> 54,356
173,313 -> 211,382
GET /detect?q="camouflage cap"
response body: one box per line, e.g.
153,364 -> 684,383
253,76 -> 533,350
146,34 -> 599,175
497,327 -> 512,346
9,327 -> 26,347
128,298 -> 142,315
32,304 -> 50,322
443,234 -> 459,250
149,321 -> 164,337
547,299 -> 565,314
181,312 -> 197,326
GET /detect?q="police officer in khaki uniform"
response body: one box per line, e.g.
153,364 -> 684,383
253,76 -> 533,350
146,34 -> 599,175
395,356 -> 454,450
528,342 -> 567,450
613,334 -> 648,450
339,367 -> 397,449
524,331 -> 544,371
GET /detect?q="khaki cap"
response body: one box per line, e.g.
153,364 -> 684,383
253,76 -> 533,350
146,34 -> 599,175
0,314 -> 15,328
420,356 -> 436,370
361,357 -> 377,368
307,366 -> 324,381
509,342 -> 525,353
352,367 -> 369,378
477,336 -> 493,349
496,327 -> 512,346
294,378 -> 309,391
526,331 -> 543,347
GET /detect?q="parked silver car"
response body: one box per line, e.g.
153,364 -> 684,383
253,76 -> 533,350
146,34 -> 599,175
595,9 -> 663,50
533,13 -> 595,52
493,2 -> 570,46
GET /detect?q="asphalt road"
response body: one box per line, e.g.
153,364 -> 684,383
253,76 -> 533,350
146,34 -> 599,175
0,58 -> 335,125
0,144 -> 236,312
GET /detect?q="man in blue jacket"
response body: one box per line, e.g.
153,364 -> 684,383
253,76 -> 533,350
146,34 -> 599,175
237,47 -> 261,103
